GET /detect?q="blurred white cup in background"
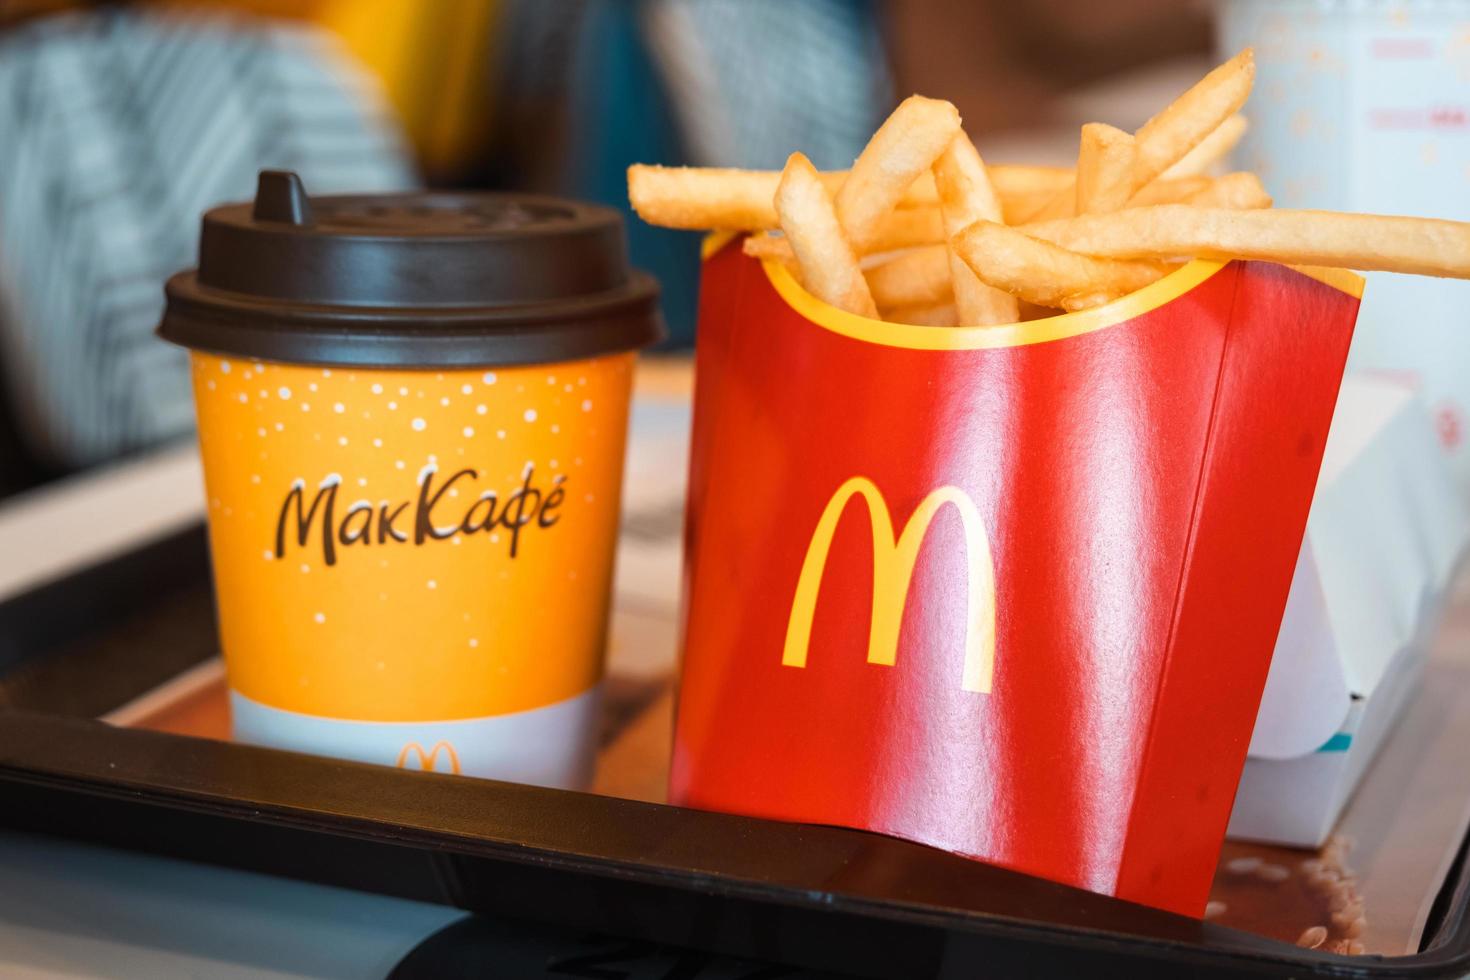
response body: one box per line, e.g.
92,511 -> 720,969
1218,0 -> 1470,492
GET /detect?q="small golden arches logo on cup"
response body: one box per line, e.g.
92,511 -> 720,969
396,740 -> 462,774
783,476 -> 997,694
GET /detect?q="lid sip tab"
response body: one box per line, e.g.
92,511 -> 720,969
252,170 -> 315,225
159,171 -> 663,368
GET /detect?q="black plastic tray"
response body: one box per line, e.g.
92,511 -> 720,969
2,524 -> 1469,978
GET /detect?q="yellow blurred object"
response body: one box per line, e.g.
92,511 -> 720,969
163,0 -> 501,179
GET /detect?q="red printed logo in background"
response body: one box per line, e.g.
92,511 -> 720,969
1435,401 -> 1465,450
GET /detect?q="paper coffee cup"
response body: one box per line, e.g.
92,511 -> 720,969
160,172 -> 661,788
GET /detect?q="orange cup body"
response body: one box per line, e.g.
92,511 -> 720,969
189,350 -> 634,786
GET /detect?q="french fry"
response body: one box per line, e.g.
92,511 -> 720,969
741,235 -> 806,293
873,207 -> 946,251
773,153 -> 878,317
865,245 -> 954,309
1075,123 -> 1137,215
746,210 -> 940,255
1015,174 -> 1211,222
627,163 -> 1070,232
835,96 -> 963,252
635,48 -> 1470,327
933,137 -> 1007,225
1161,114 -> 1249,179
749,239 -> 958,311
1060,290 -> 1127,312
743,206 -> 944,263
901,171 -> 940,208
627,165 -> 778,230
1022,50 -> 1257,222
932,134 -> 1020,324
989,165 -> 1080,224
1017,174 -> 1264,244
1017,206 -> 1470,278
990,165 -> 1074,197
1027,185 -> 1076,223
1132,49 -> 1255,190
743,233 -> 793,262
1185,171 -> 1272,210
1127,176 -> 1213,207
1018,300 -> 1064,321
627,166 -> 926,231
904,166 -> 1075,209
1002,187 -> 1069,225
881,302 -> 960,327
1031,173 -> 1209,222
952,220 -> 1172,310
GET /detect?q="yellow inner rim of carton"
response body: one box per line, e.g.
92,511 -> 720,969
702,232 -> 1364,352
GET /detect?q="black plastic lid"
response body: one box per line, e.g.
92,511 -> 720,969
158,171 -> 663,368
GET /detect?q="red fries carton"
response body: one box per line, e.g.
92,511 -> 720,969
672,237 -> 1363,916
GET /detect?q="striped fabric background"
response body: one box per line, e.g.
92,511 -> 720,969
0,10 -> 416,470
637,0 -> 892,172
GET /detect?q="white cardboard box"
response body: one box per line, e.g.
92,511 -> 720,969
1227,375 -> 1469,848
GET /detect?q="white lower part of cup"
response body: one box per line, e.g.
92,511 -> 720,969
230,684 -> 601,790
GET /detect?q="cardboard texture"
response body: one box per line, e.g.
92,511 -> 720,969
1229,377 -> 1469,847
672,239 -> 1361,916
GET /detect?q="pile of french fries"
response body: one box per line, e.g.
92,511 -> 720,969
628,49 -> 1470,325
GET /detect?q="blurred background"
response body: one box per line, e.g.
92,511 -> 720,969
0,0 -> 1465,495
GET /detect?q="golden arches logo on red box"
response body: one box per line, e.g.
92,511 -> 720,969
783,476 -> 996,694
673,237 -> 1362,916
